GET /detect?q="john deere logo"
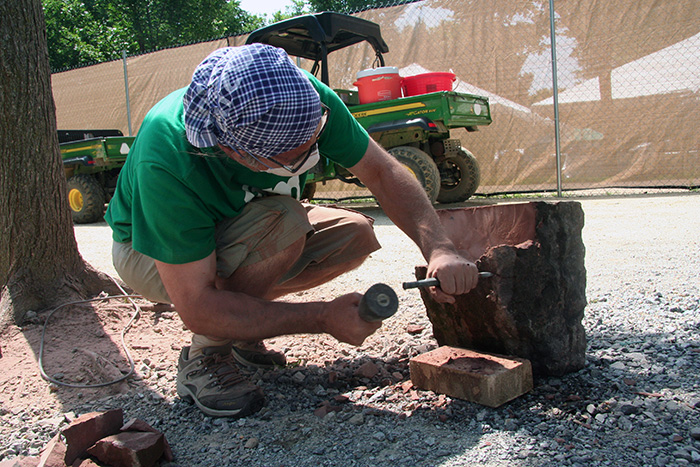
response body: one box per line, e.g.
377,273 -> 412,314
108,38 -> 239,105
352,102 -> 426,119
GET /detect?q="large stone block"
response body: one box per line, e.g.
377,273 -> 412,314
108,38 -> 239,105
417,201 -> 587,376
409,346 -> 533,407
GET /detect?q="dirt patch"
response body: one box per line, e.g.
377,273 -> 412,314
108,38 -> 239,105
0,297 -> 189,414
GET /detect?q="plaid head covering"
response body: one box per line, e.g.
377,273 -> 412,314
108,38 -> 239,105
183,44 -> 322,158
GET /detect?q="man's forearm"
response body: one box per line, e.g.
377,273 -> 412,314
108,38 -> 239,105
180,287 -> 326,341
354,142 -> 458,262
357,149 -> 480,299
176,286 -> 380,346
156,248 -> 380,346
378,171 -> 457,261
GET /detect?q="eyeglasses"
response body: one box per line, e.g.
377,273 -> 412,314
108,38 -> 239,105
232,103 -> 330,175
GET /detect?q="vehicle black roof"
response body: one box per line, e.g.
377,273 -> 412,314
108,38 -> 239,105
245,12 -> 389,61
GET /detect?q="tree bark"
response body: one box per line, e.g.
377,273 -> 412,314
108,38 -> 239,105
0,0 -> 120,329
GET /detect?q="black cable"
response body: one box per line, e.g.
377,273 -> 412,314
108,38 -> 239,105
38,280 -> 145,389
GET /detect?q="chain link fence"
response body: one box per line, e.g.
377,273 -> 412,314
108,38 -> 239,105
52,0 -> 700,201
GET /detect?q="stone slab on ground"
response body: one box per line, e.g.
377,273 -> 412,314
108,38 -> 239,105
409,346 -> 533,408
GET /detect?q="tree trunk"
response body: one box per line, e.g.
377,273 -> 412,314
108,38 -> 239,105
0,0 -> 120,329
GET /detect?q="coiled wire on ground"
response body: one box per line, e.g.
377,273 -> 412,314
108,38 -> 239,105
38,277 -> 144,389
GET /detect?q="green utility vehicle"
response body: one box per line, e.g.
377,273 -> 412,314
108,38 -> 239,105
246,12 -> 492,203
59,129 -> 134,223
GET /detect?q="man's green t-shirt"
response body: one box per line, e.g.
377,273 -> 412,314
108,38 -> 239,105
104,72 -> 370,265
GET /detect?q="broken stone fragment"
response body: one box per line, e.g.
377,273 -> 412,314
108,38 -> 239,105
61,409 -> 124,465
72,459 -> 102,466
35,433 -> 66,467
354,361 -> 379,379
86,431 -> 164,467
314,400 -> 343,418
121,418 -> 174,462
417,201 -> 587,376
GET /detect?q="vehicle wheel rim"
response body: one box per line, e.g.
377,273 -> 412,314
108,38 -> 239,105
69,189 -> 83,212
402,165 -> 418,179
440,160 -> 460,189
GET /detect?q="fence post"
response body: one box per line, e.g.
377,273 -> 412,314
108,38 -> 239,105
122,50 -> 133,137
548,0 -> 562,197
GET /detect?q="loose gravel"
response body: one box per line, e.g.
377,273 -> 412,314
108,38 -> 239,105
2,193 -> 700,467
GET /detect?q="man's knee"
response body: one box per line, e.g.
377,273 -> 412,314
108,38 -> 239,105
216,196 -> 312,276
337,209 -> 379,250
112,241 -> 171,303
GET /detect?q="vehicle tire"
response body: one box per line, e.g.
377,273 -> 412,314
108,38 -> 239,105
66,174 -> 106,224
436,147 -> 480,203
388,146 -> 440,203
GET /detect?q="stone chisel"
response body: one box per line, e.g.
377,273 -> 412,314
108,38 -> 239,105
402,272 -> 493,290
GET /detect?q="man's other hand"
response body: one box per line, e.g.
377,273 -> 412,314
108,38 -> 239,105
320,293 -> 382,346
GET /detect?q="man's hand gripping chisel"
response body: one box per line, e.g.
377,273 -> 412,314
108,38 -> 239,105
402,272 -> 493,290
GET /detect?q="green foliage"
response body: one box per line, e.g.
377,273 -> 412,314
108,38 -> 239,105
305,0 -> 409,14
43,0 -> 266,71
44,0 -> 132,70
43,0 -> 417,70
268,0 -> 309,22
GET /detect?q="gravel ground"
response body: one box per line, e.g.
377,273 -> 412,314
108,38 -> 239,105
3,193 -> 700,466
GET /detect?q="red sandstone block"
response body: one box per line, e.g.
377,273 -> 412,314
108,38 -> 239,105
409,346 -> 533,408
86,431 -> 164,467
61,409 -> 124,465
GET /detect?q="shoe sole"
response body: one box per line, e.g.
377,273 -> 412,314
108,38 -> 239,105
176,382 -> 265,418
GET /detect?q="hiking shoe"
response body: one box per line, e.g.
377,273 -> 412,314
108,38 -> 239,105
176,345 -> 265,418
231,340 -> 287,369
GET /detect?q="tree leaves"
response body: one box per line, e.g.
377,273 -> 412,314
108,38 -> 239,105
43,0 -> 266,70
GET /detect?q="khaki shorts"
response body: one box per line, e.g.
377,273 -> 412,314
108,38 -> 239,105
112,196 -> 381,303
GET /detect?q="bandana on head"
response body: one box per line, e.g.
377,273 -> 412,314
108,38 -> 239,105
183,44 -> 322,158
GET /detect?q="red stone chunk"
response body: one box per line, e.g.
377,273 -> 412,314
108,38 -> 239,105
61,409 -> 124,466
121,419 -> 173,462
86,432 -> 164,467
418,202 -> 587,377
72,459 -> 102,467
354,361 -> 379,379
409,346 -> 533,407
36,434 -> 66,467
